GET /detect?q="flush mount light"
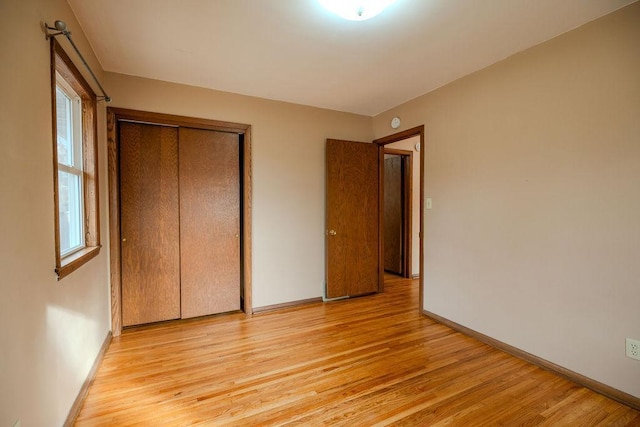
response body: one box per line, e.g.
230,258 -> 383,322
319,0 -> 396,21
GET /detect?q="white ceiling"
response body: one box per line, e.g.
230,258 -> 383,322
68,0 -> 636,116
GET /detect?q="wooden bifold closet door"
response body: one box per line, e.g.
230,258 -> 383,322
120,122 -> 240,327
179,127 -> 240,319
120,122 -> 181,327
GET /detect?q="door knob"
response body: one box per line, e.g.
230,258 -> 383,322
327,230 -> 337,236
122,238 -> 127,242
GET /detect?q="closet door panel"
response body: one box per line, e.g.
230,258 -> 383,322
179,128 -> 241,318
120,122 -> 181,326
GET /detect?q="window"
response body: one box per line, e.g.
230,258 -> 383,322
56,74 -> 85,256
51,39 -> 100,279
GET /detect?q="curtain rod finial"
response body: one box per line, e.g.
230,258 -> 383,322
54,20 -> 67,31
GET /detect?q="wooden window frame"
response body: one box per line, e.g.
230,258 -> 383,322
51,38 -> 100,280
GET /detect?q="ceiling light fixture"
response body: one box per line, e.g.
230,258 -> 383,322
319,0 -> 396,21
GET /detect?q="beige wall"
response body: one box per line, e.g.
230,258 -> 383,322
373,2 -> 640,397
2,2 -> 638,423
385,136 -> 421,276
104,73 -> 372,308
0,0 -> 111,425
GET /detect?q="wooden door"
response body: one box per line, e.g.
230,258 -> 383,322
179,128 -> 241,318
384,155 -> 403,275
326,139 -> 379,299
120,122 -> 181,326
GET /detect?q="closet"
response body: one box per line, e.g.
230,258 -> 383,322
118,120 -> 241,327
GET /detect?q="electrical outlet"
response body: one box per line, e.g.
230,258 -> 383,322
626,338 -> 640,361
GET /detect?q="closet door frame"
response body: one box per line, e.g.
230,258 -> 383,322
107,107 -> 252,336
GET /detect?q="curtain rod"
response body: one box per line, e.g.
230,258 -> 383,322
45,20 -> 111,102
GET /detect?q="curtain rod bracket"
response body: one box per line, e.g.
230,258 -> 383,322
44,20 -> 112,103
44,21 -> 70,40
45,30 -> 66,39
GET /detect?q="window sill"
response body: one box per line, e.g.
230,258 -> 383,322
56,245 -> 101,280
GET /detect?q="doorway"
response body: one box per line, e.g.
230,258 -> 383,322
375,126 -> 425,311
107,108 -> 252,336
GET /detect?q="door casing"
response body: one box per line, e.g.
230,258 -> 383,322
107,108 -> 252,336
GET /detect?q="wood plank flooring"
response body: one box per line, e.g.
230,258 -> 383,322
76,277 -> 640,426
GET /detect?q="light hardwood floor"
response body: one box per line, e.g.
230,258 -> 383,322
76,277 -> 640,425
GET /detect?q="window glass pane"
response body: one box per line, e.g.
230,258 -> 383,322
56,86 -> 73,167
58,170 -> 84,255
